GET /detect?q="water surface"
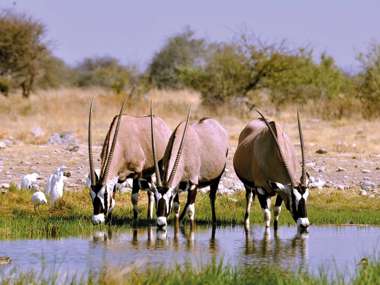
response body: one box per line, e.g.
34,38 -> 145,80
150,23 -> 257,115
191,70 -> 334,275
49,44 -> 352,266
0,225 -> 379,280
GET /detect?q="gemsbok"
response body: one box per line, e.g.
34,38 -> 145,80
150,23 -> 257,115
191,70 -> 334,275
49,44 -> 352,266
150,105 -> 229,228
87,95 -> 171,224
233,110 -> 310,232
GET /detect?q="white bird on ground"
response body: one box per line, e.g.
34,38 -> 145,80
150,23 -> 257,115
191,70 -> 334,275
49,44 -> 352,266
31,190 -> 47,211
20,173 -> 40,190
46,167 -> 66,204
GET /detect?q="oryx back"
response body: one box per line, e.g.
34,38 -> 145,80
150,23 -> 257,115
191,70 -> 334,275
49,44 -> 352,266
233,119 -> 297,192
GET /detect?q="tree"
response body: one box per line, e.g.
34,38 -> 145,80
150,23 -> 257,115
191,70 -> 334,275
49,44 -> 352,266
357,42 -> 380,117
0,10 -> 48,97
73,56 -> 137,93
147,28 -> 206,89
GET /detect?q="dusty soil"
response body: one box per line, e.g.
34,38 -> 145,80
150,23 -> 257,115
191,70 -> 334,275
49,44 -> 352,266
1,139 -> 380,197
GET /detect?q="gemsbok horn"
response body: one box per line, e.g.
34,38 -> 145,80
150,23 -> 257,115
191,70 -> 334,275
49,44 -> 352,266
88,89 -> 171,224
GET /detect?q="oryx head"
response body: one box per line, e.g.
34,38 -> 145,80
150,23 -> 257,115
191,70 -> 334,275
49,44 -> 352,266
257,110 -> 310,232
87,92 -> 130,225
149,102 -> 191,228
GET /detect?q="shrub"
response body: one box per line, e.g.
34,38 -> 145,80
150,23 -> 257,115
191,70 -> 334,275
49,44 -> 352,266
0,10 -> 48,97
147,27 -> 206,89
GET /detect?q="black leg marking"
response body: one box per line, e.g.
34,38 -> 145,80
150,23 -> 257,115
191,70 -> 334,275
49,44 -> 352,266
179,185 -> 197,222
274,195 -> 283,231
209,178 -> 220,225
131,178 -> 140,220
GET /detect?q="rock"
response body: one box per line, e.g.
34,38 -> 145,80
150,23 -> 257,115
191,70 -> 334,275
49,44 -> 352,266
0,183 -> 10,189
360,180 -> 376,191
369,194 -> 375,198
308,176 -> 326,190
0,141 -> 6,149
376,167 -> 380,170
316,148 -> 328,154
66,144 -> 79,152
360,190 -> 368,196
305,162 -> 316,168
361,169 -> 371,174
336,167 -> 346,172
48,132 -> 78,145
336,184 -> 346,191
318,167 -> 326,173
31,127 -> 44,138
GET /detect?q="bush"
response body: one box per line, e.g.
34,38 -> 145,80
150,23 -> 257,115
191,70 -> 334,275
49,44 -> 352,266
73,56 -> 136,93
0,10 -> 48,97
357,42 -> 380,118
147,28 -> 206,89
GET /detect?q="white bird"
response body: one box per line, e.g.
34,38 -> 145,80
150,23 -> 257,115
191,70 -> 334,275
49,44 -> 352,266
85,168 -> 100,188
31,190 -> 47,211
20,173 -> 40,190
46,167 -> 65,204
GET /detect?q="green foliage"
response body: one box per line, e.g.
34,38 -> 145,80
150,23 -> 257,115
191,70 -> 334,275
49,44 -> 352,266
180,44 -> 251,105
357,42 -> 380,118
0,10 -> 48,97
147,27 -> 206,89
35,53 -> 75,89
74,56 -> 136,93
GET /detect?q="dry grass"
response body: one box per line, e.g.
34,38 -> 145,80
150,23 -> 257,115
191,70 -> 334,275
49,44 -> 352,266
1,87 -> 380,159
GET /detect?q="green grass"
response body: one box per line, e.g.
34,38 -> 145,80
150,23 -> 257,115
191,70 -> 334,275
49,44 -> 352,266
1,259 -> 380,285
1,187 -> 379,239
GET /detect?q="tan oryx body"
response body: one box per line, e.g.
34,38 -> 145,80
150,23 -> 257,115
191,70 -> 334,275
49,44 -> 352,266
87,96 -> 171,224
150,106 -> 229,228
233,110 -> 310,232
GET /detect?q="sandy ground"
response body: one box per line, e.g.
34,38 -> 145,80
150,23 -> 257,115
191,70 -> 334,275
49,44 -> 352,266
0,89 -> 380,197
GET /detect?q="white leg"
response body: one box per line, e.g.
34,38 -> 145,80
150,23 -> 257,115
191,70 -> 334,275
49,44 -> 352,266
263,209 -> 271,228
244,191 -> 253,227
274,206 -> 282,223
148,192 -> 154,219
187,203 -> 195,221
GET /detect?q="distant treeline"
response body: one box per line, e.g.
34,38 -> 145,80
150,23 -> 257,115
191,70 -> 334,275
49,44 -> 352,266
1,10 -> 380,118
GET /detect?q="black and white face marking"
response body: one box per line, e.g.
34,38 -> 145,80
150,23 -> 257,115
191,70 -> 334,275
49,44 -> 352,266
90,182 -> 116,225
270,182 -> 310,230
154,188 -> 175,228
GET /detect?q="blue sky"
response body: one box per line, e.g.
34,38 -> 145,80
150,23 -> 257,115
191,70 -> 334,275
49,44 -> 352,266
1,0 -> 380,72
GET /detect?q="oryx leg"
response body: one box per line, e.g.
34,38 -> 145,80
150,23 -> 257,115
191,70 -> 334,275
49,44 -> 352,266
257,191 -> 271,228
273,195 -> 283,231
140,176 -> 154,220
244,185 -> 255,227
131,178 -> 140,220
173,193 -> 180,219
209,178 -> 221,225
179,184 -> 197,222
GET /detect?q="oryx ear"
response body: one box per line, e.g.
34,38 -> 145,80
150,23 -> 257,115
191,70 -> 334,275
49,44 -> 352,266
269,181 -> 285,192
95,171 -> 100,183
269,181 -> 291,195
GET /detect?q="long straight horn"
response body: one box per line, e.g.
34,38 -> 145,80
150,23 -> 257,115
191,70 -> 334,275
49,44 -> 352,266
88,98 -> 96,186
256,109 -> 296,187
150,101 -> 162,187
167,107 -> 191,186
297,110 -> 306,186
101,88 -> 134,185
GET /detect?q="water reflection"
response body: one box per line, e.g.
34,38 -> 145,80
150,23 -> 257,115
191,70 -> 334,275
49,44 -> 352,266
242,226 -> 309,270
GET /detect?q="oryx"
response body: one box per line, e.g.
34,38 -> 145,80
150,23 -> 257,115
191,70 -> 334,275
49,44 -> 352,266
233,110 -> 310,232
149,105 -> 229,228
87,95 -> 171,224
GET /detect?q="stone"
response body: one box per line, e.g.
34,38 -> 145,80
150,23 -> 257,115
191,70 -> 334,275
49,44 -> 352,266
48,132 -> 78,145
315,148 -> 328,154
66,144 -> 79,152
31,127 -> 44,138
0,141 -> 6,149
336,167 -> 346,172
0,183 -> 9,189
361,169 -> 371,174
360,190 -> 368,196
